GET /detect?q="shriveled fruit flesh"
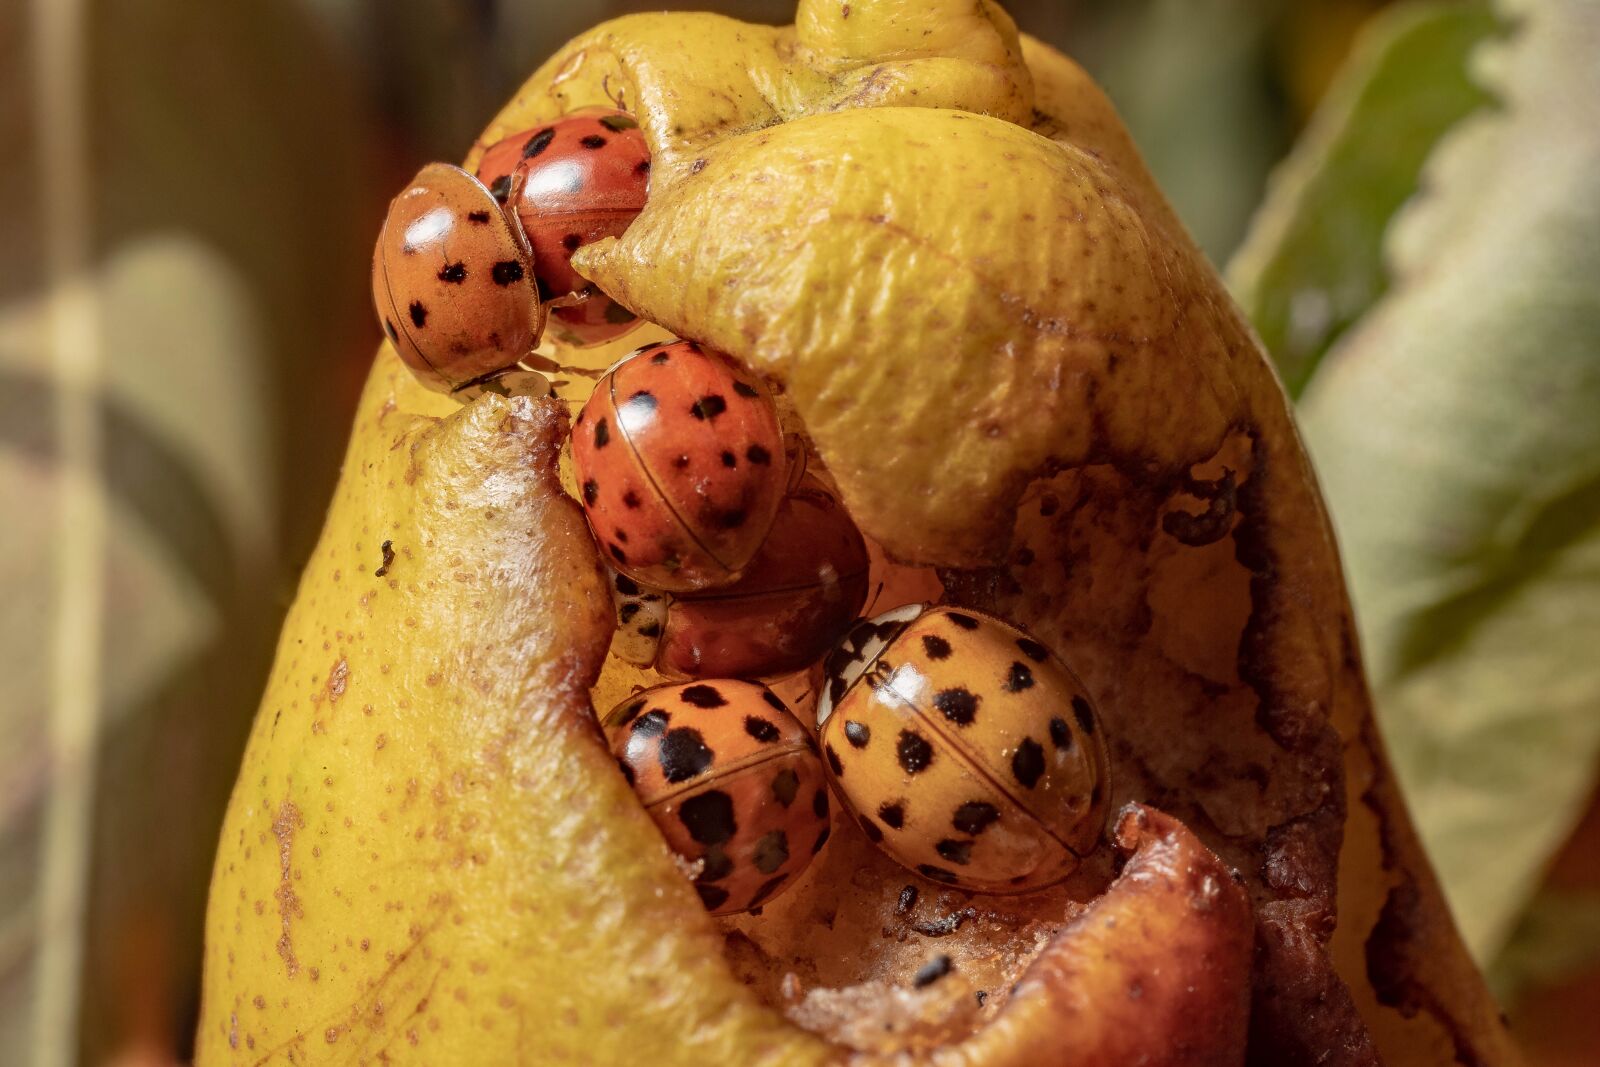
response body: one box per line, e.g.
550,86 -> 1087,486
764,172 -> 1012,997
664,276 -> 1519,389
198,1 -> 1519,1065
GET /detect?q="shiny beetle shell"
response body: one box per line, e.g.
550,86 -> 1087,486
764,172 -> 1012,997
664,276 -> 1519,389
609,476 -> 871,679
572,340 -> 788,592
816,604 -> 1110,893
603,680 -> 831,915
371,162 -> 542,393
477,108 -> 649,346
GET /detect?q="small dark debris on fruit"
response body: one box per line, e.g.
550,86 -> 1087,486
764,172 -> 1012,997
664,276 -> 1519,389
912,955 -> 952,988
374,540 -> 395,578
914,907 -> 976,938
896,885 -> 919,915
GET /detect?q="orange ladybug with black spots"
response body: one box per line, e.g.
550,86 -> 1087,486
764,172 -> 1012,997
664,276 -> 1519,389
572,340 -> 788,592
816,604 -> 1110,893
371,162 -> 542,393
476,108 -> 649,346
603,680 -> 831,915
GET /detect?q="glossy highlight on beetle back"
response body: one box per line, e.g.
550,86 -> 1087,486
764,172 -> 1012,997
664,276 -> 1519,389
572,340 -> 788,592
371,162 -> 542,392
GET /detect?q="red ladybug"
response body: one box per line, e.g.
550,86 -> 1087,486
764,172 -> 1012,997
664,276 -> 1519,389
477,108 -> 649,347
371,163 -> 542,393
572,340 -> 788,593
602,680 -> 830,915
609,477 -> 871,678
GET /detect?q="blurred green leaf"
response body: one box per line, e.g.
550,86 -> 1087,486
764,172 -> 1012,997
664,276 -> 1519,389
1227,0 -> 1498,397
1488,889 -> 1600,1004
1280,0 -> 1600,962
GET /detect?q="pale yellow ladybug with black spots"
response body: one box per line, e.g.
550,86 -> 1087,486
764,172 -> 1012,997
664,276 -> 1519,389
602,680 -> 831,914
816,604 -> 1110,893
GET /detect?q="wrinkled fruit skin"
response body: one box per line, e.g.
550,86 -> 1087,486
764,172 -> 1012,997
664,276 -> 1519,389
371,163 -> 541,392
603,680 -> 829,915
199,1 -> 1520,1064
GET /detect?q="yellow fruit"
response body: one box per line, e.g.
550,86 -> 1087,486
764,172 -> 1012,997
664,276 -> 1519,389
196,1 -> 1518,1063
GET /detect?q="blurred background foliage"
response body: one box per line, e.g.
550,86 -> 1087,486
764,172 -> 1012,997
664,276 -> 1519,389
1,0 -> 1595,1063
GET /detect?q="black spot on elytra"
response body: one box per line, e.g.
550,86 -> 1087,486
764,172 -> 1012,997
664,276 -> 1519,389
897,730 -> 934,774
1072,696 -> 1097,735
771,767 -> 798,806
491,260 -> 524,285
680,684 -> 726,709
732,380 -> 761,399
672,454 -> 691,469
466,209 -> 491,224
718,510 -> 747,529
936,839 -> 973,865
1012,738 -> 1045,788
946,612 -> 979,630
690,394 -> 727,420
638,620 -> 661,639
618,603 -> 640,624
1016,637 -> 1048,662
745,716 -> 780,743
746,444 -> 772,465
651,351 -> 671,364
921,634 -> 952,660
579,133 -> 607,149
437,262 -> 467,284
913,955 -> 954,988
720,450 -> 737,468
813,788 -> 829,819
408,301 -> 428,328
562,233 -> 583,253
860,817 -> 883,843
933,688 -> 979,726
753,830 -> 789,874
522,127 -> 556,159
622,489 -> 642,509
825,744 -> 844,777
632,710 -> 669,737
678,789 -> 736,845
695,883 -> 729,910
699,847 -> 733,883
953,801 -> 999,835
762,690 -> 787,713
1049,717 -> 1073,749
608,543 -> 628,565
917,865 -> 960,885
1004,662 -> 1035,692
581,480 -> 599,505
843,721 -> 871,748
615,574 -> 640,596
625,389 -> 657,413
811,826 -> 831,854
635,159 -> 651,175
878,801 -> 905,829
593,418 -> 610,448
613,699 -> 647,729
748,873 -> 789,908
659,728 -> 713,783
612,528 -> 629,544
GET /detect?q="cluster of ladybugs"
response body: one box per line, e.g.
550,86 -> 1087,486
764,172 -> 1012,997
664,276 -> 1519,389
373,108 -> 1111,917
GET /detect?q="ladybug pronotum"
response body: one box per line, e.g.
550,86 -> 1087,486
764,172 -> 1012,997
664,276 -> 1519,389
371,162 -> 543,393
477,108 -> 650,347
816,604 -> 1110,893
608,475 -> 870,679
572,340 -> 789,592
603,680 -> 831,915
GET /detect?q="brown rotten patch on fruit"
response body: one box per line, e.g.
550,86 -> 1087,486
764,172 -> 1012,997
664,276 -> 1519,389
197,1 -> 1518,1064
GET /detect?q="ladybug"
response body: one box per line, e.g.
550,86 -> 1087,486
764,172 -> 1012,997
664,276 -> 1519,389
602,680 -> 832,915
572,340 -> 788,592
371,162 -> 543,393
609,475 -> 871,678
816,604 -> 1110,893
477,108 -> 649,347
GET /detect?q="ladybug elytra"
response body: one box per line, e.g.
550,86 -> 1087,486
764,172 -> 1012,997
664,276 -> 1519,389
572,340 -> 789,592
816,604 -> 1110,893
603,680 -> 831,915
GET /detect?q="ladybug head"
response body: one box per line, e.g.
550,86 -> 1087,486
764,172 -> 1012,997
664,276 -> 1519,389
815,602 -> 926,728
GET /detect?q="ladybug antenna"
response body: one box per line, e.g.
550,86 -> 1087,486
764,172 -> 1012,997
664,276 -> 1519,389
864,580 -> 887,615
